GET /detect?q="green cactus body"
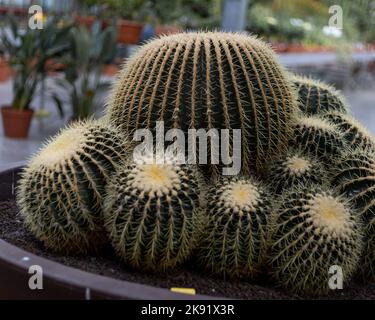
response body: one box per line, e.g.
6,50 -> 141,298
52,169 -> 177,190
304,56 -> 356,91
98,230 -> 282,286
104,153 -> 206,272
331,148 -> 375,280
290,115 -> 345,160
322,111 -> 375,152
292,75 -> 348,115
267,150 -> 324,193
17,121 -> 128,254
196,177 -> 271,278
107,32 -> 297,175
269,184 -> 362,295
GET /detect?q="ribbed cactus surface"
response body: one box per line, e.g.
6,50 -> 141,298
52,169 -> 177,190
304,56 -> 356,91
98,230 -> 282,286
104,153 -> 206,272
107,32 -> 297,174
267,150 -> 324,193
196,176 -> 271,278
290,115 -> 345,160
292,75 -> 348,115
17,121 -> 128,254
323,111 -> 375,152
332,148 -> 375,280
269,184 -> 362,295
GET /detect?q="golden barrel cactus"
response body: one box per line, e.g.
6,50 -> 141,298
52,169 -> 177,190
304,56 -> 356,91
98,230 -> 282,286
104,152 -> 207,272
17,120 -> 129,254
107,32 -> 297,174
322,111 -> 375,152
269,183 -> 363,295
292,75 -> 349,115
196,176 -> 271,278
332,148 -> 375,280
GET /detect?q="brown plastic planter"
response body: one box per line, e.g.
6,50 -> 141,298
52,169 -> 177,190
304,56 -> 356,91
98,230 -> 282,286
1,107 -> 34,139
0,166 -> 214,300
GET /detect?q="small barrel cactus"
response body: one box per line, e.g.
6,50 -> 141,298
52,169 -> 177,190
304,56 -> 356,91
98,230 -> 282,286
292,74 -> 348,115
107,32 -> 298,175
269,183 -> 363,295
331,148 -> 375,280
322,111 -> 375,152
104,153 -> 206,272
267,150 -> 324,193
196,176 -> 271,278
290,115 -> 345,160
17,120 -> 129,254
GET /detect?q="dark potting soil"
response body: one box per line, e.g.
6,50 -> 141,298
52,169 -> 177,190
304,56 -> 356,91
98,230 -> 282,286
1,199 -> 375,300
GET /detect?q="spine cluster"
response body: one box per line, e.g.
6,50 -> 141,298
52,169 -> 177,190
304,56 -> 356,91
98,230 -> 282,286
104,153 -> 206,272
331,148 -> 375,280
17,121 -> 129,254
196,176 -> 271,278
268,184 -> 363,295
107,32 -> 298,175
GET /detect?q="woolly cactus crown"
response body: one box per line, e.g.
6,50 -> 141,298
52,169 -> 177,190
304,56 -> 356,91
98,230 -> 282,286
267,150 -> 324,193
269,184 -> 363,295
17,120 -> 129,254
196,176 -> 271,278
104,151 -> 206,271
107,31 -> 298,174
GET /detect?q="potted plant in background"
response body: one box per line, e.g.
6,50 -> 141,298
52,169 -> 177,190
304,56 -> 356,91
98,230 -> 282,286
78,0 -> 144,45
0,15 -> 71,138
54,21 -> 117,121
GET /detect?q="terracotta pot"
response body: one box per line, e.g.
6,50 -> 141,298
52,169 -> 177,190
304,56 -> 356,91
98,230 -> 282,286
0,6 -> 7,16
1,107 -> 34,139
76,16 -> 96,30
154,25 -> 180,37
117,20 -> 143,44
0,166 -> 217,299
0,59 -> 13,82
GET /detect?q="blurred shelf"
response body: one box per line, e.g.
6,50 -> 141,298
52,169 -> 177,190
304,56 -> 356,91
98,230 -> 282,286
279,51 -> 375,66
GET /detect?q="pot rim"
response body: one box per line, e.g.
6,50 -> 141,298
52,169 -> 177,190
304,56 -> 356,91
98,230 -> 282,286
1,106 -> 34,113
0,166 -> 220,300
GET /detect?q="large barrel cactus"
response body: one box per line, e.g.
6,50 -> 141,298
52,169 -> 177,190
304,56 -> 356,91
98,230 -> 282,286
17,121 -> 129,254
292,74 -> 348,115
107,32 -> 297,175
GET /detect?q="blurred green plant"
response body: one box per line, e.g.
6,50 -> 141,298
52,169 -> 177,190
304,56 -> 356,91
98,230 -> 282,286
78,0 -> 215,26
54,20 -> 117,120
0,15 -> 72,111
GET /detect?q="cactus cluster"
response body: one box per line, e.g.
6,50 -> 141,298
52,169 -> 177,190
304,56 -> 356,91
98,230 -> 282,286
17,121 -> 129,254
104,152 -> 206,272
107,32 -> 297,175
14,32 -> 375,297
292,75 -> 349,115
268,184 -> 363,295
196,176 -> 271,278
331,148 -> 375,280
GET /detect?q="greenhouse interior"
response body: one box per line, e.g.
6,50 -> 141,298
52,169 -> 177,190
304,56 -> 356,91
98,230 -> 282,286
1,0 -> 375,303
